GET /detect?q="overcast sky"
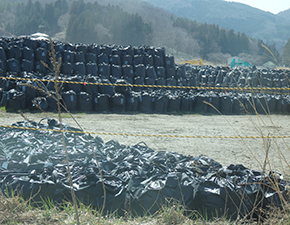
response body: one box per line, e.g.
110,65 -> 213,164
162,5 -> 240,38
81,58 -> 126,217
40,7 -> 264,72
225,0 -> 290,14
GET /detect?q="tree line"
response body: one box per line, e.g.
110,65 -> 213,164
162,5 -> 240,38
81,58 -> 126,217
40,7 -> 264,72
0,0 -> 289,66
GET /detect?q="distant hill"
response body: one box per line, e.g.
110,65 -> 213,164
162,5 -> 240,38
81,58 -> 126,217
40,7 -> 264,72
141,0 -> 290,50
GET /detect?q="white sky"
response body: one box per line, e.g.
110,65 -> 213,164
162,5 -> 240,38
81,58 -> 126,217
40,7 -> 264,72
225,0 -> 290,14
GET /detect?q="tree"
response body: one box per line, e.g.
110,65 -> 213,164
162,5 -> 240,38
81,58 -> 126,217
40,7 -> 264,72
281,38 -> 290,66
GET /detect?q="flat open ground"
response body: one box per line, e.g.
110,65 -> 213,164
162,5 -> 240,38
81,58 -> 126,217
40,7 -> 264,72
1,111 -> 289,174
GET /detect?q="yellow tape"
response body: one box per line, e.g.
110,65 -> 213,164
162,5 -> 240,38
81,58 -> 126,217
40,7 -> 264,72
1,76 -> 290,92
0,125 -> 289,139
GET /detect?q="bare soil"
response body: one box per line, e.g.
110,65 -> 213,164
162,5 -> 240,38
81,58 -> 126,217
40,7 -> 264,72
1,111 -> 290,174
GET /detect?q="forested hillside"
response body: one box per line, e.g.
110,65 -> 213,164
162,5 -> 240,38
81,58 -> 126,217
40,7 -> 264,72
0,0 -> 288,66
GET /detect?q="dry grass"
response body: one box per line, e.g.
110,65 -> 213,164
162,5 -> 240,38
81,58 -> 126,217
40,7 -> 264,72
1,193 -> 290,224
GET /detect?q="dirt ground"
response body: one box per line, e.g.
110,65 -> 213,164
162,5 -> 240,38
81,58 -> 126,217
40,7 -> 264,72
1,111 -> 290,174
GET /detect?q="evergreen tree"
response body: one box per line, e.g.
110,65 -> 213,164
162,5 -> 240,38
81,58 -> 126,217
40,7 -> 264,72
281,38 -> 290,66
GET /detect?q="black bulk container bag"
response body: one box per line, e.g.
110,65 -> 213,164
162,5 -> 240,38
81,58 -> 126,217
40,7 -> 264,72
111,64 -> 122,79
16,80 -> 37,109
22,46 -> 34,62
139,91 -> 153,113
86,52 -> 97,63
77,92 -> 93,111
144,77 -> 155,85
133,76 -> 144,92
123,45 -> 134,57
98,53 -> 109,65
74,62 -> 86,75
167,93 -> 181,112
156,66 -> 166,79
112,47 -> 122,56
272,78 -> 281,88
20,59 -> 34,73
280,78 -> 289,89
98,78 -> 115,97
232,96 -> 244,115
83,76 -> 98,96
193,93 -> 207,113
145,65 -> 157,79
0,59 -> 5,73
254,94 -> 269,114
0,68 -> 4,77
153,94 -> 168,113
247,76 -> 259,88
166,77 -> 177,87
62,50 -> 75,64
122,55 -> 132,66
3,74 -> 17,91
274,95 -> 284,113
180,93 -> 194,112
76,44 -> 87,53
0,39 -> 8,50
87,44 -> 101,56
0,47 -> 6,61
86,62 -> 98,76
215,71 -> 224,86
153,55 -> 163,67
109,75 -> 118,84
206,93 -> 220,114
110,93 -> 126,113
186,76 -> 197,88
155,47 -> 165,59
65,75 -> 83,93
94,93 -> 110,112
7,58 -> 21,74
134,46 -> 144,55
134,64 -> 146,78
122,65 -> 134,79
133,55 -> 143,66
32,96 -> 48,111
144,46 -> 155,56
267,95 -> 277,113
155,77 -> 166,86
46,92 -> 58,111
7,45 -> 21,61
98,63 -> 110,77
143,54 -> 154,66
166,67 -> 176,79
35,47 -> 47,63
61,61 -> 73,75
219,93 -> 233,115
114,79 -> 131,95
39,40 -> 49,50
175,66 -> 186,79
62,90 -> 78,111
164,55 -> 175,69
109,55 -> 121,66
5,89 -> 26,111
0,88 -> 4,107
125,91 -> 139,111
100,45 -> 113,56
243,94 -> 255,114
34,61 -> 47,75
54,42 -> 64,54
63,42 -> 75,51
176,78 -> 186,87
23,38 -> 37,50
75,51 -> 86,63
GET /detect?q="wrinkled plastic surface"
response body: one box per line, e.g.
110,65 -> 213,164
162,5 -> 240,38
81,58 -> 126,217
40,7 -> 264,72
0,120 -> 288,219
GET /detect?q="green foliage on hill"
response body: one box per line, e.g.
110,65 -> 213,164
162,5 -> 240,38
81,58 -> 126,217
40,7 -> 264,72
66,1 -> 152,45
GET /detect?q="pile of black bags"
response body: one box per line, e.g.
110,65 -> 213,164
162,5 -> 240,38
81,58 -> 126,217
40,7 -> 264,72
0,120 -> 289,219
0,36 -> 289,114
